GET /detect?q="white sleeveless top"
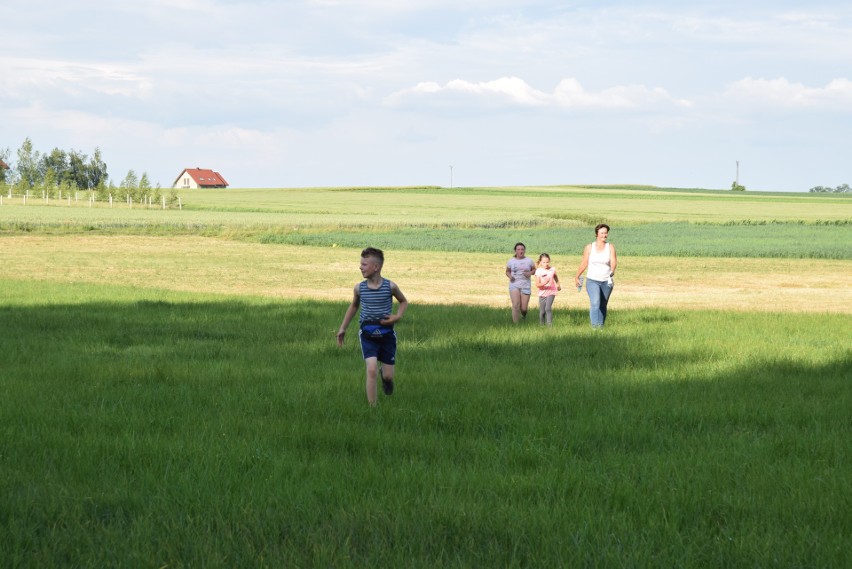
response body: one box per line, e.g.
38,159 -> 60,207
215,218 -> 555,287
587,242 -> 611,282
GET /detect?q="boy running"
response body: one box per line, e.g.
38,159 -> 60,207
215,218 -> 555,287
337,247 -> 408,406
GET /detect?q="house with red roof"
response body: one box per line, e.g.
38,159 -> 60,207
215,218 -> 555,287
0,159 -> 9,170
172,167 -> 229,189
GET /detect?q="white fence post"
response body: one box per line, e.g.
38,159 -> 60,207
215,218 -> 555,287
109,194 -> 113,208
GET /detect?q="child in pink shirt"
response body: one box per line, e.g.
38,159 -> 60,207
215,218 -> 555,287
534,253 -> 561,326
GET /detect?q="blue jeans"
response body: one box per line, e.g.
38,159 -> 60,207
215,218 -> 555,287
586,278 -> 613,328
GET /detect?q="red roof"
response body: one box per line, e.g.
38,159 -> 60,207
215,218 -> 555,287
174,168 -> 229,187
0,159 -> 9,170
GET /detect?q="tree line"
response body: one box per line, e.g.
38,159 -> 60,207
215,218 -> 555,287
809,184 -> 851,193
1,138 -> 176,203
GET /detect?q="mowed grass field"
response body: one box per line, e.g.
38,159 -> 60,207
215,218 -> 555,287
1,185 -> 851,567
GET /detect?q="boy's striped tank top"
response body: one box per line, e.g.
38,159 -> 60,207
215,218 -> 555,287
359,279 -> 392,323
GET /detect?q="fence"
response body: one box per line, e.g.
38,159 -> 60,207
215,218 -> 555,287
0,189 -> 182,210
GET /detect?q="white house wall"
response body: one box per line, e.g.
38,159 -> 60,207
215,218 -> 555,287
173,170 -> 199,189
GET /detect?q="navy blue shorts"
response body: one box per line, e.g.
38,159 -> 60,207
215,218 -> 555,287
359,331 -> 397,365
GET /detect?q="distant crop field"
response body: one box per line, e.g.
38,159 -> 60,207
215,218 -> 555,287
253,221 -> 851,259
2,185 -> 850,261
1,185 -> 850,229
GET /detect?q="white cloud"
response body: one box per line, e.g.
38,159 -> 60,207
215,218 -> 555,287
385,76 -> 692,110
724,77 -> 852,110
1,57 -> 153,99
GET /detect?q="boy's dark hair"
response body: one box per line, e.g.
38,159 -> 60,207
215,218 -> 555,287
595,223 -> 610,235
361,247 -> 384,266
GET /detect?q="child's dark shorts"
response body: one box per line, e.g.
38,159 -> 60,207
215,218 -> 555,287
359,330 -> 397,365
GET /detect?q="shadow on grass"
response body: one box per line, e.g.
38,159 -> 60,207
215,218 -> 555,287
1,297 -> 850,567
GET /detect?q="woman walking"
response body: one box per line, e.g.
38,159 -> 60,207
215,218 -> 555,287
574,224 -> 617,328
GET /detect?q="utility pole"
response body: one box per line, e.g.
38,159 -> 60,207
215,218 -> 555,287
449,165 -> 453,189
736,160 -> 740,186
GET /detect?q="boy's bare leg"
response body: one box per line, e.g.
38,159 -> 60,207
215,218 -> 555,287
365,357 -> 379,406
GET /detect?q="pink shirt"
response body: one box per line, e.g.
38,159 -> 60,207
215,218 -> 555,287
535,267 -> 558,297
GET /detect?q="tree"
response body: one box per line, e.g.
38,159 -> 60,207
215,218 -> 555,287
139,172 -> 153,203
12,139 -> 112,192
94,179 -> 111,201
809,184 -> 851,193
0,147 -> 10,183
730,181 -> 746,191
87,147 -> 108,189
16,138 -> 41,189
120,170 -> 139,201
67,149 -> 89,190
40,148 -> 69,187
42,167 -> 58,197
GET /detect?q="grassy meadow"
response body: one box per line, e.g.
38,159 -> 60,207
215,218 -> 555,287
1,185 -> 851,567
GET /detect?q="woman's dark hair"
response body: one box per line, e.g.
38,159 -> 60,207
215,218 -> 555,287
514,242 -> 526,251
595,223 -> 610,235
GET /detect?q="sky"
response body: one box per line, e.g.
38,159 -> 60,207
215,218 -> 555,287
2,0 -> 851,191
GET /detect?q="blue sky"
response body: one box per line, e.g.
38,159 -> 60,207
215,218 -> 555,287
2,0 -> 851,191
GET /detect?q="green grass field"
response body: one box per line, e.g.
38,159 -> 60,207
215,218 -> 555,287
1,185 -> 851,566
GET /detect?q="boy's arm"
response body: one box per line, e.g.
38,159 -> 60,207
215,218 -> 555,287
337,286 -> 360,346
381,282 -> 408,325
